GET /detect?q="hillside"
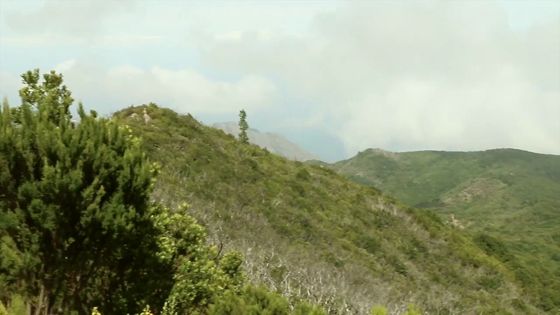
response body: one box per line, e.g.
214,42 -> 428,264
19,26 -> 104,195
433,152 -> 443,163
332,148 -> 560,312
114,105 -> 541,314
212,122 -> 318,161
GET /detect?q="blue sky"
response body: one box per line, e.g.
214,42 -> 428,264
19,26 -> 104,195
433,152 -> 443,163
1,0 -> 559,161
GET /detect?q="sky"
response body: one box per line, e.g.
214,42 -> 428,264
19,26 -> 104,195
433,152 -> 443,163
0,0 -> 559,162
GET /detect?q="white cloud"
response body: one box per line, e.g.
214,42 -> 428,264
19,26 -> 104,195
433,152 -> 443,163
195,1 -> 560,155
5,0 -> 133,37
1,0 -> 164,47
1,0 -> 558,158
54,59 -> 77,73
339,69 -> 560,154
37,61 -> 276,115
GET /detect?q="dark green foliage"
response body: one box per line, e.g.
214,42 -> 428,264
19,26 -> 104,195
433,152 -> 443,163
474,233 -> 514,262
296,168 -> 311,181
354,235 -> 380,255
0,70 -> 167,314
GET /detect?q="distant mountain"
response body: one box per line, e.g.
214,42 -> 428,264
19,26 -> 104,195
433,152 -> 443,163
331,148 -> 560,311
212,121 -> 318,161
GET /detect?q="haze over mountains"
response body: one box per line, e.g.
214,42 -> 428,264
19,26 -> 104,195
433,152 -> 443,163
212,121 -> 318,161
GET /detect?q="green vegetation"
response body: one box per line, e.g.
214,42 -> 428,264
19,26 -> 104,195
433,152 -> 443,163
0,70 -> 164,313
208,286 -> 325,315
0,70 -> 551,314
332,148 -> 560,312
0,70 -> 311,314
114,104 -> 541,314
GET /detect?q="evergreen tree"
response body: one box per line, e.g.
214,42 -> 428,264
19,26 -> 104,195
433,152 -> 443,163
0,70 -> 167,314
238,109 -> 249,144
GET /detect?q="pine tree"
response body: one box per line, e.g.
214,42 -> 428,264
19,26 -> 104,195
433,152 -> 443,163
238,109 -> 249,144
0,70 -> 166,314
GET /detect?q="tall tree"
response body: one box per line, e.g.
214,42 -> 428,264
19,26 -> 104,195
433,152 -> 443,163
0,70 -> 168,314
238,109 -> 249,144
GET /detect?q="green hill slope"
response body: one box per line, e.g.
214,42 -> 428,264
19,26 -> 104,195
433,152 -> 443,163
114,105 -> 540,314
332,148 -> 560,312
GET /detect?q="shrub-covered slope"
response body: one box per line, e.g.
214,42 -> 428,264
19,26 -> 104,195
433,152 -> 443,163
1,71 -> 322,315
114,105 -> 539,314
332,148 -> 560,312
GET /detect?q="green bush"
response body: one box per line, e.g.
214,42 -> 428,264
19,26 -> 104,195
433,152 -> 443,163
370,305 -> 388,315
0,70 -> 166,314
208,286 -> 324,315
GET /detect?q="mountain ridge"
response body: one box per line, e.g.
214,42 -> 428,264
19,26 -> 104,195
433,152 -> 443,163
354,147 -> 558,157
331,147 -> 560,311
111,104 -> 544,314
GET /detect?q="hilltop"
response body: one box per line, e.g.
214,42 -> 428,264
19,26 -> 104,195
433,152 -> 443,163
332,148 -> 560,312
113,105 -> 541,314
